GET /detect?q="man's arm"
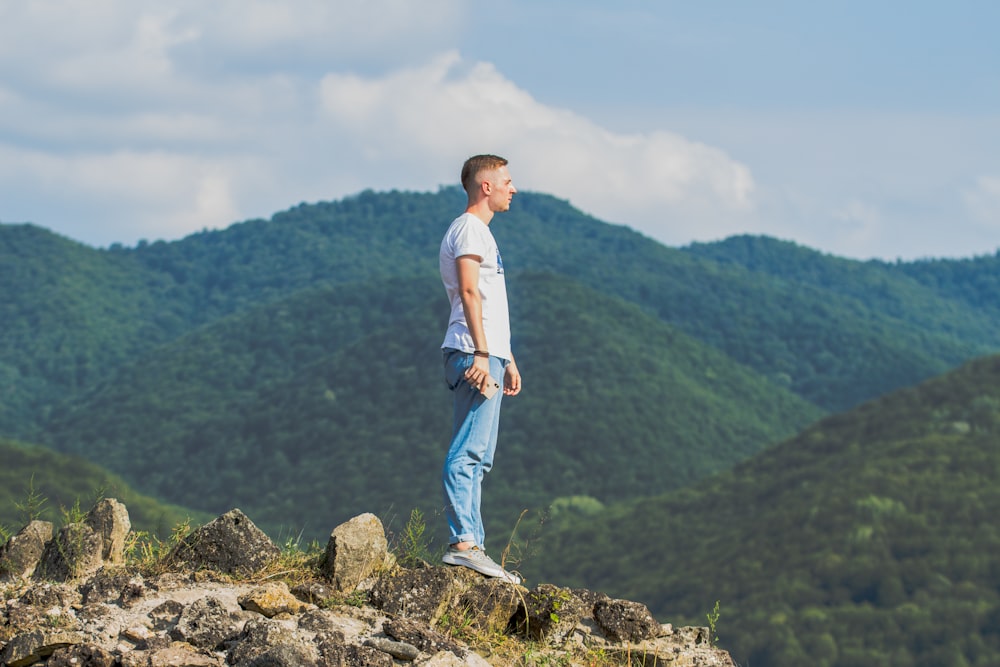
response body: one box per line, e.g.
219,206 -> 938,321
456,255 -> 492,388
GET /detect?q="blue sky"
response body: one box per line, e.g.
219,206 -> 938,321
1,1 -> 997,260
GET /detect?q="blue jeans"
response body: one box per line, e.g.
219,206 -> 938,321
442,348 -> 507,548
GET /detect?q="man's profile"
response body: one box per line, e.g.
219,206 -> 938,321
438,154 -> 522,584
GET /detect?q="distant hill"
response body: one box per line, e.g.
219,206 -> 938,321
0,438 -> 204,538
6,188 -> 1000,664
5,189 -> 999,441
5,186 -> 1000,537
527,353 -> 1000,667
39,272 -> 821,542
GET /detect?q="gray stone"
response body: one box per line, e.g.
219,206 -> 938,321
46,643 -> 117,667
320,513 -> 389,593
343,644 -> 394,667
0,520 -> 53,581
80,570 -> 142,605
228,616 -> 300,665
369,566 -> 468,624
170,595 -> 243,650
593,597 -> 662,643
85,498 -> 131,564
454,578 -> 522,635
238,581 -> 310,617
239,642 -> 320,666
33,523 -> 104,582
0,629 -> 84,667
365,636 -> 420,660
167,508 -> 280,576
516,584 -> 590,644
383,617 -> 467,659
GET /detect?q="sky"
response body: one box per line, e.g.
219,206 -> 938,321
1,1 -> 998,261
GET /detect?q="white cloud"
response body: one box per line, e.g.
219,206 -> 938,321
1,0 -> 757,250
963,175 -> 1000,230
318,52 -> 756,242
0,144 -> 249,242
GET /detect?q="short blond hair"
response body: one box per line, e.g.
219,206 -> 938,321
461,154 -> 508,195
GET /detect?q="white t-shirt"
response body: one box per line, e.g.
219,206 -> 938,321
439,212 -> 512,361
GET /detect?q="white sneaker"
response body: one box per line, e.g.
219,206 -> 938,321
442,545 -> 522,585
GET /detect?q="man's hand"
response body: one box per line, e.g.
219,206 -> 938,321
504,359 -> 521,396
464,355 -> 492,392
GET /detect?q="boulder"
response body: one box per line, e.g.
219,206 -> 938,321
0,520 -> 53,581
383,617 -> 467,659
369,566 -> 469,624
0,629 -> 85,667
46,643 -> 117,667
454,577 -> 522,635
593,597 -> 662,643
85,498 -> 131,564
226,616 -> 301,665
170,595 -> 243,650
319,513 -> 389,592
515,584 -> 590,645
166,509 -> 279,576
238,581 -> 311,618
33,523 -> 104,582
30,498 -> 132,582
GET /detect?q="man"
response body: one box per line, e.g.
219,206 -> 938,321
439,154 -> 522,584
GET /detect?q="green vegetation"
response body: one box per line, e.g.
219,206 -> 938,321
528,354 -> 1000,666
37,272 -> 820,543
4,187 -> 1000,665
0,438 -> 203,538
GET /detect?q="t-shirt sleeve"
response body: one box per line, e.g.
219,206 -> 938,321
451,219 -> 490,261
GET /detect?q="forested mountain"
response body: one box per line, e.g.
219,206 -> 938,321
38,272 -> 820,542
5,188 -> 999,440
4,186 -> 1000,666
3,187 -> 1000,538
529,354 -> 1000,667
0,437 -> 204,538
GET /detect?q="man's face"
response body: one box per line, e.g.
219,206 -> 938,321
486,165 -> 517,212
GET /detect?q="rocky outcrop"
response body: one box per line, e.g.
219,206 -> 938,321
165,508 -> 279,576
1,500 -> 734,666
0,521 -> 53,582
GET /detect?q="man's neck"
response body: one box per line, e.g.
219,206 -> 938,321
465,200 -> 494,225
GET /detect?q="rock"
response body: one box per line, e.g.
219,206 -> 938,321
0,501 -> 738,667
33,522 -> 105,582
120,643 -> 224,667
365,636 -> 420,660
170,595 -> 243,650
369,566 -> 469,623
227,616 -> 300,665
85,498 -> 131,564
237,641 -> 320,666
320,513 -> 389,593
46,643 -> 117,667
80,570 -> 143,605
343,643 -> 394,666
623,625 -> 736,667
239,581 -> 311,617
593,597 -> 662,643
166,508 -> 280,576
149,599 -> 185,631
453,577 -> 522,635
0,629 -> 85,667
0,520 -> 53,581
414,650 -> 492,667
515,584 -> 590,645
383,617 -> 467,659
291,580 -> 334,604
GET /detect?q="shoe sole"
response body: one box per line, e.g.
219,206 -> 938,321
442,553 -> 521,584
